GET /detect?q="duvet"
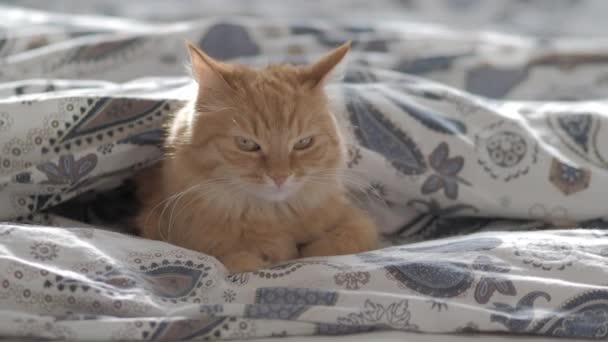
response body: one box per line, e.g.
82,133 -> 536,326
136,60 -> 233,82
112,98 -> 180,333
2,0 -> 608,340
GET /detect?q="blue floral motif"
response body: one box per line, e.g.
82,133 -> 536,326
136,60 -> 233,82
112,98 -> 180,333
36,154 -> 97,185
473,256 -> 517,304
336,299 -> 418,331
549,158 -> 591,195
560,163 -> 584,182
475,120 -> 539,182
421,142 -> 471,200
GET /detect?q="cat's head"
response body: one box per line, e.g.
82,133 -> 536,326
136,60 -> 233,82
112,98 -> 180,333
169,41 -> 350,203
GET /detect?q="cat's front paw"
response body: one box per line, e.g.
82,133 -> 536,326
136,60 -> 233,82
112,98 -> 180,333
220,251 -> 269,273
300,214 -> 378,258
300,235 -> 375,258
299,237 -> 335,258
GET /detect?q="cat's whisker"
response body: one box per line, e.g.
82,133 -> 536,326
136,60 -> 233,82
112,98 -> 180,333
319,169 -> 373,186
159,187 -> 203,242
167,188 -> 198,241
306,175 -> 365,189
152,178 -> 234,242
170,177 -> 232,215
340,178 -> 391,208
145,183 -> 201,240
302,175 -> 366,202
309,173 -> 370,191
304,178 -> 366,206
306,170 -> 391,208
173,180 -> 238,219
313,170 -> 370,183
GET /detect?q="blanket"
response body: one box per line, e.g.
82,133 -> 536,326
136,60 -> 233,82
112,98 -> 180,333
2,0 -> 608,340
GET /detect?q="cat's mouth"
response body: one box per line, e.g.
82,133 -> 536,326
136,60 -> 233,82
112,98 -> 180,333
244,179 -> 302,202
259,189 -> 293,202
258,183 -> 301,202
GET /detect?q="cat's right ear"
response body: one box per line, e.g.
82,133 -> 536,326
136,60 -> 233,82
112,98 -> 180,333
300,41 -> 351,88
186,41 -> 231,89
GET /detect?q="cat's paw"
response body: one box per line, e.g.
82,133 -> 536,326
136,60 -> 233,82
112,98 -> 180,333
300,214 -> 378,258
299,237 -> 335,258
300,235 -> 375,258
220,251 -> 269,273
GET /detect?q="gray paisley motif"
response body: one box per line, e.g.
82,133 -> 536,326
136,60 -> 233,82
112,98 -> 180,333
385,261 -> 474,298
546,112 -> 608,169
345,87 -> 427,175
199,23 -> 260,60
491,291 -> 552,332
534,291 -> 608,338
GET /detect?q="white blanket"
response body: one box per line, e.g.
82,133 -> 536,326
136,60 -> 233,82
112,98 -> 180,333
1,1 -> 608,340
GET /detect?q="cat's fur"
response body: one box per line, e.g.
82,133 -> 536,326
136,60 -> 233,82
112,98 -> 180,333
134,41 -> 378,272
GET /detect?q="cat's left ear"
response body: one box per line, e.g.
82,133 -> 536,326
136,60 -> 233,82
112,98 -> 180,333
185,40 -> 232,89
301,41 -> 351,88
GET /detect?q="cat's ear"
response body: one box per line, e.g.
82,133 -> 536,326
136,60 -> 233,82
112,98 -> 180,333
301,41 -> 351,88
185,41 -> 231,88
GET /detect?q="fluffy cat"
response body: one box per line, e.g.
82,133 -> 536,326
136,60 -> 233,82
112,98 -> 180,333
134,41 -> 378,273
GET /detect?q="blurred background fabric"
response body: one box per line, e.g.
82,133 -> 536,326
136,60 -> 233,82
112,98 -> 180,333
5,0 -> 608,38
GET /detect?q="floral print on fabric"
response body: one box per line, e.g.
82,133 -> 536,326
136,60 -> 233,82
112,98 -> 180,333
3,1 -> 608,340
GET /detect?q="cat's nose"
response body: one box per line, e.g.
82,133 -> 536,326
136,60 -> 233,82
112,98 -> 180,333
270,175 -> 288,187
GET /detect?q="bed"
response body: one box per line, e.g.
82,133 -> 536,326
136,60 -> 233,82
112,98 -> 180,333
1,0 -> 608,340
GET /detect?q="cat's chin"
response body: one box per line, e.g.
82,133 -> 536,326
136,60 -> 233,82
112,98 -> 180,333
254,185 -> 299,202
244,183 -> 301,203
257,191 -> 293,202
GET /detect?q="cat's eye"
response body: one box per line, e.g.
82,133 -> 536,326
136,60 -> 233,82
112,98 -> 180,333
293,136 -> 314,150
235,137 -> 260,152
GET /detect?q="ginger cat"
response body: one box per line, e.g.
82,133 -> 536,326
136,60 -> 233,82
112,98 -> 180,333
134,41 -> 378,273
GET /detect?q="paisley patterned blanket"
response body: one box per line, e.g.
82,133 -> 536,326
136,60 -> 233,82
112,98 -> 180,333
2,0 -> 608,340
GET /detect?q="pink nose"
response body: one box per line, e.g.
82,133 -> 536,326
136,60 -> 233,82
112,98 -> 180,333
271,175 -> 288,187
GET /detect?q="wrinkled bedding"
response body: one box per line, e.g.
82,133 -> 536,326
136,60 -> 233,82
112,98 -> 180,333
2,0 -> 608,340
